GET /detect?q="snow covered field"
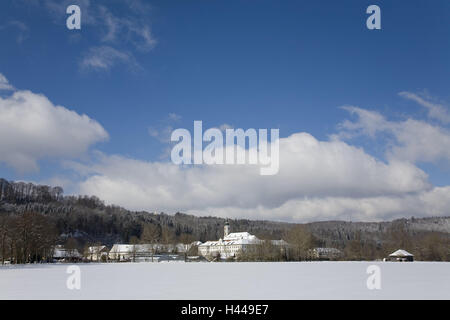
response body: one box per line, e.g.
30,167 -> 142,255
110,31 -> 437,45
0,261 -> 449,300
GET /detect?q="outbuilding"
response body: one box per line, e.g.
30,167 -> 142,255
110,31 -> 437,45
86,246 -> 109,262
388,249 -> 414,262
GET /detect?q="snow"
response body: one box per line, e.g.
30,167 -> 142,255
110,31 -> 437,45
0,261 -> 449,299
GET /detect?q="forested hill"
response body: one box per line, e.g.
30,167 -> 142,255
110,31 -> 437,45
1,178 -> 449,248
0,178 -> 291,245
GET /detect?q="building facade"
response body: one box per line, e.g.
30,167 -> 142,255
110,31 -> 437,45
309,247 -> 342,260
86,246 -> 108,261
108,243 -> 197,262
52,245 -> 82,262
198,222 -> 288,259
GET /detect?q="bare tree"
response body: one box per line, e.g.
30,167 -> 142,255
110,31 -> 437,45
130,236 -> 140,262
418,232 -> 449,261
0,216 -> 9,264
65,238 -> 79,262
141,224 -> 160,262
284,225 -> 316,261
161,226 -> 176,245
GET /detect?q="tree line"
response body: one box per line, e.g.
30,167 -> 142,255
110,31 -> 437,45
0,212 -> 57,264
234,224 -> 450,262
0,179 -> 449,263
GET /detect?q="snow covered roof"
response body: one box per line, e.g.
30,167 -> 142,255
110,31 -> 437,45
270,240 -> 289,246
199,233 -> 287,247
224,232 -> 254,240
110,244 -> 131,253
228,238 -> 261,245
313,247 -> 342,254
198,238 -> 260,247
53,247 -> 82,258
110,243 -> 191,253
88,246 -> 107,254
389,249 -> 414,257
110,244 -> 154,253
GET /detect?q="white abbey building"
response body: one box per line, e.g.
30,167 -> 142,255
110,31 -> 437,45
198,221 -> 288,259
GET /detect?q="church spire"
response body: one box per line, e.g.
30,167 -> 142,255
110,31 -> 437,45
224,220 -> 230,237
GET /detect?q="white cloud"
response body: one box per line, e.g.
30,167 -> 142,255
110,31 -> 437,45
389,119 -> 450,163
98,5 -> 156,52
125,22 -> 157,52
98,5 -> 119,42
0,76 -> 108,172
3,78 -> 445,223
73,132 -> 432,222
186,187 -> 450,223
71,98 -> 450,222
338,106 -> 388,138
42,0 -> 156,72
43,0 -> 156,49
338,106 -> 450,164
0,73 -> 14,91
80,46 -> 139,71
399,91 -> 450,124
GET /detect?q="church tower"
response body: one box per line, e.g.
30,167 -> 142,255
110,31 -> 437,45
224,220 -> 230,237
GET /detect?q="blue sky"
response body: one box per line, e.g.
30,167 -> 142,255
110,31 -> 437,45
0,0 -> 449,222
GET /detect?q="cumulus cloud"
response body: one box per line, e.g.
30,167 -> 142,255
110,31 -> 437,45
0,75 -> 108,172
3,78 -> 445,223
72,132 -> 433,222
339,106 -> 450,164
70,96 -> 450,222
389,119 -> 450,163
186,187 -> 450,223
338,106 -> 388,138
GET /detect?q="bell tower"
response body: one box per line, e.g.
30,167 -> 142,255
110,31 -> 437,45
224,220 -> 230,237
